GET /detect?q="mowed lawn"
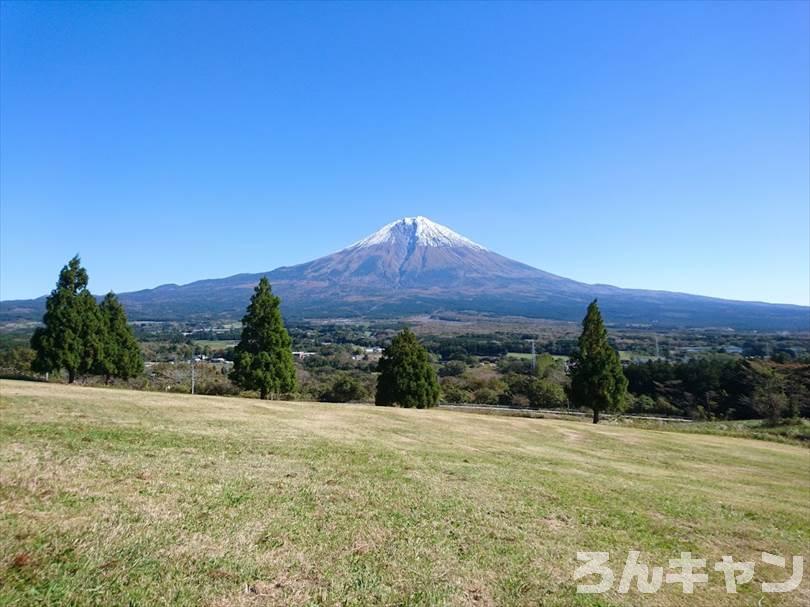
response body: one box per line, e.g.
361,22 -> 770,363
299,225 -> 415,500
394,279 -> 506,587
1,380 -> 808,607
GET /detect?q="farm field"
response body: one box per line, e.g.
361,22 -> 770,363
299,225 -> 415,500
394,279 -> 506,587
0,380 -> 808,606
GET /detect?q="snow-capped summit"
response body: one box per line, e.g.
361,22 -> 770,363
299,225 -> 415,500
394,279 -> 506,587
349,216 -> 487,251
275,215 -> 543,291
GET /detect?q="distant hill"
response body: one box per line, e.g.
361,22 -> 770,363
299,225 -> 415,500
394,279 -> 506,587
2,216 -> 808,330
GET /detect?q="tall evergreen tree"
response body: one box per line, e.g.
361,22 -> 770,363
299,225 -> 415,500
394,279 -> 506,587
568,300 -> 628,423
229,277 -> 296,399
31,256 -> 103,383
375,328 -> 440,408
95,292 -> 144,384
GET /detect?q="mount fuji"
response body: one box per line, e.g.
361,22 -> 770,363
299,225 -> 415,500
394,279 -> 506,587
2,216 -> 807,329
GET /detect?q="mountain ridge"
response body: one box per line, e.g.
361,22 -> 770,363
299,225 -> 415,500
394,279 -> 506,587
2,216 -> 808,330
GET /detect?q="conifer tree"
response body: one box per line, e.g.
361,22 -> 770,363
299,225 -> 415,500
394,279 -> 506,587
229,277 -> 296,399
568,300 -> 628,423
375,328 -> 440,408
31,256 -> 103,383
96,292 -> 144,383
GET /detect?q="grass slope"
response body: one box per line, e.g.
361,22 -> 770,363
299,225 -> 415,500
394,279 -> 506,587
1,380 -> 808,606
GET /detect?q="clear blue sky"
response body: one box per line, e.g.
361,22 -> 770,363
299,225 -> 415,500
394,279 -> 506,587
1,1 -> 808,305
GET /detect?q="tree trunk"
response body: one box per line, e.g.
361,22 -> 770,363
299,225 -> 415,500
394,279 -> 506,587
68,369 -> 76,384
260,387 -> 268,400
593,409 -> 600,424
105,374 -> 111,385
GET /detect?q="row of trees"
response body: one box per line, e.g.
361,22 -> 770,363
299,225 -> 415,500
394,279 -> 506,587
227,278 -> 443,407
31,257 -> 142,383
26,261 -> 302,399
227,279 -> 444,407
370,300 -> 626,422
23,260 -> 636,424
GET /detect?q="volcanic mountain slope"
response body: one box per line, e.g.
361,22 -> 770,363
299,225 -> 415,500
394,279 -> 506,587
272,217 -> 568,290
2,216 -> 808,330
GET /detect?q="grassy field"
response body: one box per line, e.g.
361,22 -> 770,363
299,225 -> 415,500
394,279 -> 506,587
1,380 -> 808,606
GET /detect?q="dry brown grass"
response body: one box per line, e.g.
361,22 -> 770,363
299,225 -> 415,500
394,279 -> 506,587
1,379 -> 808,606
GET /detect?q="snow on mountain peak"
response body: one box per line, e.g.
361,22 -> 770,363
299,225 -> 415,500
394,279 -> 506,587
349,216 -> 487,251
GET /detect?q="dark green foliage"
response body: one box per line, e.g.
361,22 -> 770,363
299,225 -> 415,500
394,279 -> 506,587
229,277 -> 296,399
497,358 -> 534,375
742,361 -> 809,421
440,381 -> 473,404
527,379 -> 567,408
749,366 -> 789,423
31,256 -> 103,383
568,300 -> 628,423
473,387 -> 499,405
501,374 -> 567,408
95,293 -> 144,383
375,329 -> 440,408
624,357 -> 809,420
624,357 -> 741,418
783,365 -> 810,418
0,346 -> 35,378
421,334 -> 510,359
319,374 -> 368,403
438,360 -> 466,377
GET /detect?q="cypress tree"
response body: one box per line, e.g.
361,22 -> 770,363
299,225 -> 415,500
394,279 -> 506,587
31,256 -> 103,383
568,300 -> 628,423
96,292 -> 144,383
229,277 -> 296,399
375,328 -> 440,408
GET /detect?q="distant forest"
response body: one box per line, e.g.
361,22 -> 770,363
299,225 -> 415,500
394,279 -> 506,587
2,318 -> 808,423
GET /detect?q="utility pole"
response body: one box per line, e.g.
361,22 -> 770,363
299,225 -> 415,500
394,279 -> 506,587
655,335 -> 660,359
190,349 -> 196,395
531,339 -> 536,372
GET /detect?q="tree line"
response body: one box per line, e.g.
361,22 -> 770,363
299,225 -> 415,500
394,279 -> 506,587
20,258 -> 630,422
623,356 -> 809,421
368,298 -> 623,421
226,278 -> 443,407
24,258 -> 802,425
